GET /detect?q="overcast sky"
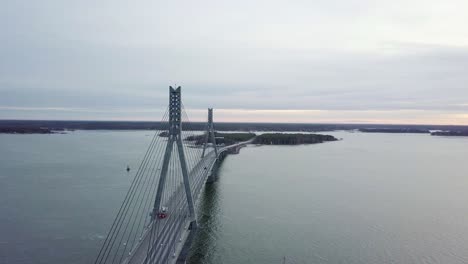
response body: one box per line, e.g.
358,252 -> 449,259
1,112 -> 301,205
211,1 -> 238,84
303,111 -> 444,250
1,0 -> 468,124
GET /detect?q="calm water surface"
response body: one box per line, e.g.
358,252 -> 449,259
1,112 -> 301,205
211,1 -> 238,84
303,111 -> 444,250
1,131 -> 468,264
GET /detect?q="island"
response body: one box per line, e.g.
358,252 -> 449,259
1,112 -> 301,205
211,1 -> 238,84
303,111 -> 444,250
359,128 -> 430,134
431,131 -> 468,137
0,127 -> 57,134
253,133 -> 338,145
158,131 -> 169,137
184,132 -> 337,146
185,132 -> 256,146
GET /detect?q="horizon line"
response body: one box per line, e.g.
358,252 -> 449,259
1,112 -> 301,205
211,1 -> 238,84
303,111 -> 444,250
1,118 -> 468,128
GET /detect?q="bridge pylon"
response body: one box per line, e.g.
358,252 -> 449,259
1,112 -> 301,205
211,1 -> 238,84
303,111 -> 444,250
201,108 -> 218,158
152,86 -> 197,228
95,86 -> 254,264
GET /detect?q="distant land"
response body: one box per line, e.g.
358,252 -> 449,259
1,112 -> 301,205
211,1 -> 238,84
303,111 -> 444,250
431,131 -> 468,137
253,133 -> 337,145
181,132 -> 337,145
184,132 -> 256,145
0,127 -> 58,134
359,128 -> 430,134
1,120 -> 468,136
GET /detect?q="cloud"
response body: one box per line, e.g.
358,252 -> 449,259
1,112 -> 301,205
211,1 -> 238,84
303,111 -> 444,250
1,0 -> 468,124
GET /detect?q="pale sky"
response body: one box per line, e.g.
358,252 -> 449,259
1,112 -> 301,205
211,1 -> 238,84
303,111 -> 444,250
1,0 -> 468,124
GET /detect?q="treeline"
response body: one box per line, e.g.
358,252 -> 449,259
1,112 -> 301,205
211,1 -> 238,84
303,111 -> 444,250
253,133 -> 337,145
359,128 -> 430,134
431,131 -> 468,136
0,127 -> 56,134
2,120 -> 468,133
185,132 -> 256,146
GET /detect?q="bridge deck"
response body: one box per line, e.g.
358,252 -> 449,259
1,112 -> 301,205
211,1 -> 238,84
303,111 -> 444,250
123,140 -> 253,264
124,151 -> 217,264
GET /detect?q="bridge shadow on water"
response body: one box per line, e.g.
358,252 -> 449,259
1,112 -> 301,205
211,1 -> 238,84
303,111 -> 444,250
187,181 -> 221,264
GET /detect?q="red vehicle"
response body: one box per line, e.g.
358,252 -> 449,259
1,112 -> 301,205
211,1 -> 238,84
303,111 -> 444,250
157,206 -> 168,219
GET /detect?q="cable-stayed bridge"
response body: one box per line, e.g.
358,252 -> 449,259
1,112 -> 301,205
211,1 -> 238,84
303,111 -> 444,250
94,86 -> 252,264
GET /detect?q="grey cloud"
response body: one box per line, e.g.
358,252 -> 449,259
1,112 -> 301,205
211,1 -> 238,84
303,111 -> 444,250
1,0 -> 468,123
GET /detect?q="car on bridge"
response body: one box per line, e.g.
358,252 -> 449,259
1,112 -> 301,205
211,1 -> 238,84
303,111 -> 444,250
157,206 -> 168,219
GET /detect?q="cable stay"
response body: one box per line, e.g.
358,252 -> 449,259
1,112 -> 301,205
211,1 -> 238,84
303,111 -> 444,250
95,87 -> 224,264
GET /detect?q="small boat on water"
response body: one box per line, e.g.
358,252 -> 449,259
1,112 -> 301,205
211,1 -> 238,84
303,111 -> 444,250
126,165 -> 130,172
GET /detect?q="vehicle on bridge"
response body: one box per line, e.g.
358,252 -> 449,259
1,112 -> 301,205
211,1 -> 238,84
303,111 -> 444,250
157,206 -> 168,219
